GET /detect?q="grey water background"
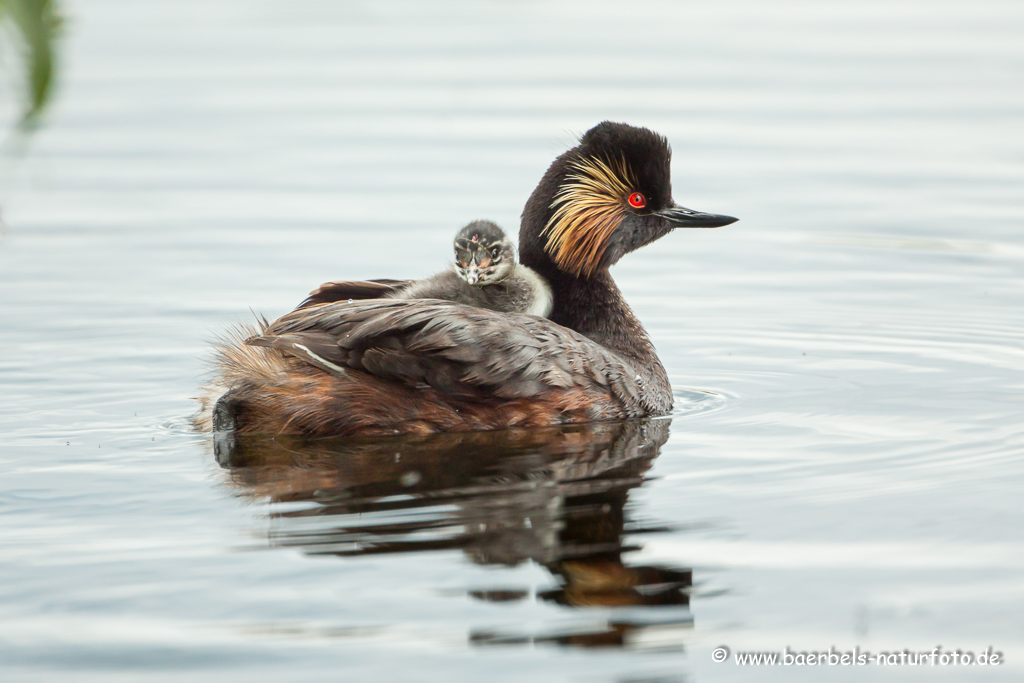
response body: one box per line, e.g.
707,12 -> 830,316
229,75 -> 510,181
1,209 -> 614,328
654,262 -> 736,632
2,0 -> 1023,680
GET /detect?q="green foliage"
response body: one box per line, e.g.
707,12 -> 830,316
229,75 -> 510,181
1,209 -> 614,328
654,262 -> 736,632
1,0 -> 61,128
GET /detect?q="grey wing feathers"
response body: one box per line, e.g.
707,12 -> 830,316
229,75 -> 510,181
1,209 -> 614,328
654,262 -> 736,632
246,299 -> 647,410
298,278 -> 411,309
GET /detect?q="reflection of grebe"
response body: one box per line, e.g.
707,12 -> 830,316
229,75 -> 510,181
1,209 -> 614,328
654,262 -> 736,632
198,122 -> 736,437
219,419 -> 692,649
302,220 -> 553,317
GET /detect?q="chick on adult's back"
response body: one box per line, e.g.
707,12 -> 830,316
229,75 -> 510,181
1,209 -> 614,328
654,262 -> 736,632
393,220 -> 552,317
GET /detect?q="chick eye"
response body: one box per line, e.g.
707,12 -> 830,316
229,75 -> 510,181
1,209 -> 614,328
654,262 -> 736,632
627,192 -> 646,209
490,247 -> 500,259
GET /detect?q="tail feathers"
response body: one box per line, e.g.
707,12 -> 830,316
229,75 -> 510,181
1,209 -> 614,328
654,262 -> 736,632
192,316 -> 290,432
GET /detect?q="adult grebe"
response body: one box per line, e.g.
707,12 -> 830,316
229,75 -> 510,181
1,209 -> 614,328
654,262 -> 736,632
300,220 -> 552,317
198,122 -> 736,436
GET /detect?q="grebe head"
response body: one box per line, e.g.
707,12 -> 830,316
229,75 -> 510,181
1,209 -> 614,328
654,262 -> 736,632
521,121 -> 738,279
453,220 -> 516,286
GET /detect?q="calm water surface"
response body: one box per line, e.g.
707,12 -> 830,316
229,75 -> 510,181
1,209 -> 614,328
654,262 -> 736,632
2,1 -> 1023,681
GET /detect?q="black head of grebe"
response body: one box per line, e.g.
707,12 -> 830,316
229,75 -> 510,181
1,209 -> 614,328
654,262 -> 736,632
518,121 -> 737,358
521,121 -> 736,283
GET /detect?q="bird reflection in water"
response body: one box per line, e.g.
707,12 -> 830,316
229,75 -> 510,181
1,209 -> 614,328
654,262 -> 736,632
216,418 -> 693,650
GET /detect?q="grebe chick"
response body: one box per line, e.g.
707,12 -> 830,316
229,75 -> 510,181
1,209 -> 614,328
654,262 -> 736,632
390,220 -> 552,317
200,121 -> 737,437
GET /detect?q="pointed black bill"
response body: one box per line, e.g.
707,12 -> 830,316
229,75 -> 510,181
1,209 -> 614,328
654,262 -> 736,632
660,206 -> 738,228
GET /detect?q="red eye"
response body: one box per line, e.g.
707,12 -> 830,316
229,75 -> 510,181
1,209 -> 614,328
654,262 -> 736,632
627,192 -> 646,209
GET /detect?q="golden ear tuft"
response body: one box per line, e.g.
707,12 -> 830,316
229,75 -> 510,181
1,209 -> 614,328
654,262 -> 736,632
542,155 -> 636,277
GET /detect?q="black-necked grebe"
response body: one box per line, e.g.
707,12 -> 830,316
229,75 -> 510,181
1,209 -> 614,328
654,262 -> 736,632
197,122 -> 736,436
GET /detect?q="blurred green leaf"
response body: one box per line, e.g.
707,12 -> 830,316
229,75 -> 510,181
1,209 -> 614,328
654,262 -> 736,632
1,0 -> 62,128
